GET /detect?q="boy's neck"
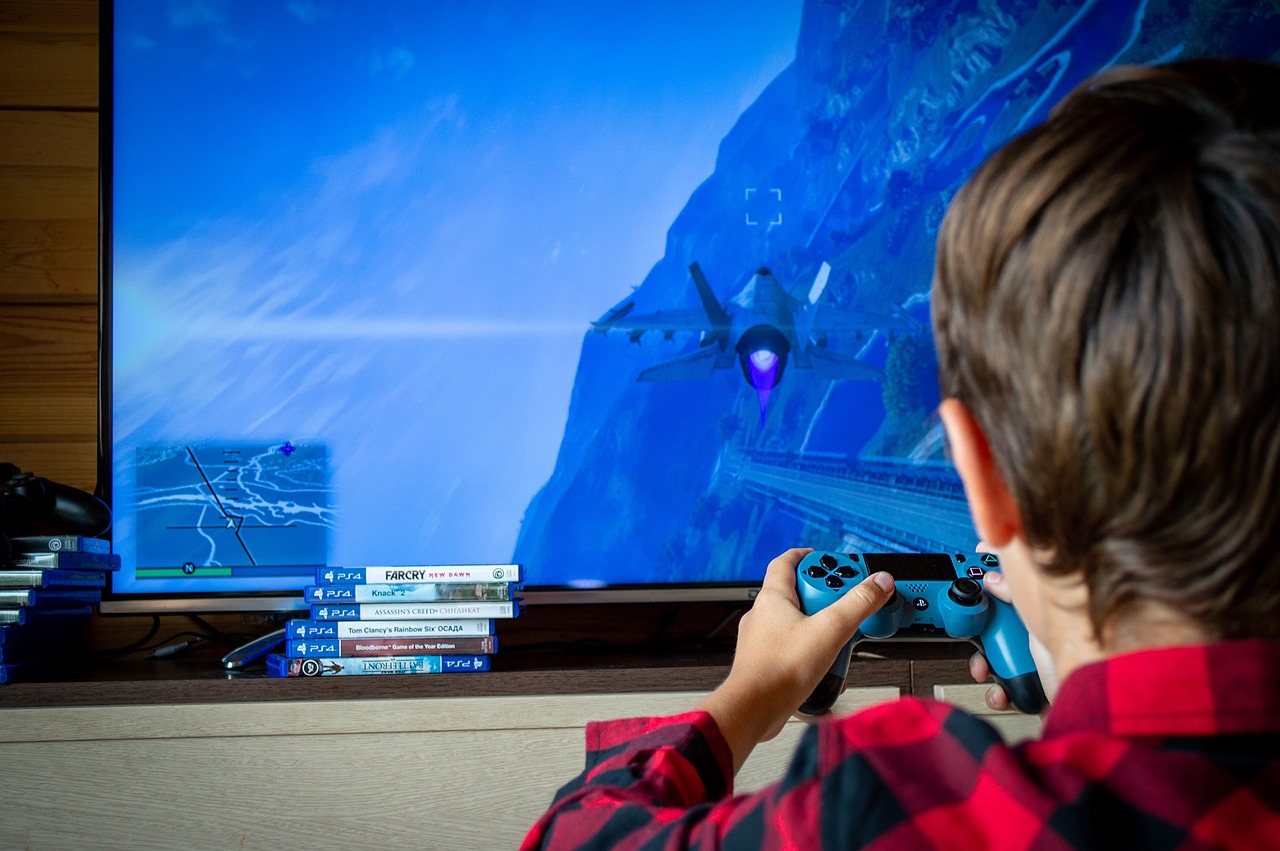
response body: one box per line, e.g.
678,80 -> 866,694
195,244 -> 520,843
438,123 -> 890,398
1044,592 -> 1211,692
1011,544 -> 1211,695
1101,601 -> 1212,655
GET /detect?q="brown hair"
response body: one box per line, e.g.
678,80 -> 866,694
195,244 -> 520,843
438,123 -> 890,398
932,59 -> 1280,639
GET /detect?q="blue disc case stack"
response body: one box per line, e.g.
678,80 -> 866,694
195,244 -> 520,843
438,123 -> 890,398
0,535 -> 121,684
266,563 -> 523,677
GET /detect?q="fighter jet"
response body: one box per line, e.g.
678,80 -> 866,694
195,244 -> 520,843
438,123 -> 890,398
591,261 -> 920,419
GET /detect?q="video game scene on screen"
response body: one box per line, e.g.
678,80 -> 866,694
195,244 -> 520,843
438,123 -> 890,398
107,0 -> 1278,600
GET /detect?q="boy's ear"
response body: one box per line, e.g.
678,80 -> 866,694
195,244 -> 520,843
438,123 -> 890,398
938,398 -> 1023,547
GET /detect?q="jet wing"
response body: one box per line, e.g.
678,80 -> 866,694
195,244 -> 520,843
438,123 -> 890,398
635,347 -> 729,382
591,307 -> 713,340
800,347 -> 885,382
591,298 -> 636,330
809,303 -> 922,335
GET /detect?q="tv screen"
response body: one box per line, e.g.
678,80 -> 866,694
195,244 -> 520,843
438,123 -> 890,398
100,0 -> 1278,611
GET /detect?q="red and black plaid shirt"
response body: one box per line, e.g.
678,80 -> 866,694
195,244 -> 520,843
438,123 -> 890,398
522,641 -> 1280,850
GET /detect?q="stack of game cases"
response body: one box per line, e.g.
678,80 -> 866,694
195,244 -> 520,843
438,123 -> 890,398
266,563 -> 523,678
0,535 -> 121,684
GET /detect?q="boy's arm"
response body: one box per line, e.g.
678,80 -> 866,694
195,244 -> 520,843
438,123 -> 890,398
520,550 -> 897,850
519,710 -> 739,850
695,548 -> 896,773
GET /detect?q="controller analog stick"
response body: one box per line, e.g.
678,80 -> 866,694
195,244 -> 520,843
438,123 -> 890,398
948,577 -> 984,606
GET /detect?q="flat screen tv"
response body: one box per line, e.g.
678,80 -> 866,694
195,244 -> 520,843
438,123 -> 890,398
98,0 -> 1279,613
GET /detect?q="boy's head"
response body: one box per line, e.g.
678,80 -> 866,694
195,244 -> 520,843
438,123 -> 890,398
931,59 -> 1280,640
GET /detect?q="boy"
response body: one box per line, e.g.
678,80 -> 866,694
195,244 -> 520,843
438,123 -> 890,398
522,59 -> 1280,849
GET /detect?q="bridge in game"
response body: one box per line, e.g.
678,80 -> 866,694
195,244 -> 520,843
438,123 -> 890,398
719,448 -> 976,552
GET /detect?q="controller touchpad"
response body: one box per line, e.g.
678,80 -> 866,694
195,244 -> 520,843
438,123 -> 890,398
862,552 -> 957,581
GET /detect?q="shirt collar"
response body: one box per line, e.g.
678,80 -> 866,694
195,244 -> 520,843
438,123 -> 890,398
1041,640 -> 1280,739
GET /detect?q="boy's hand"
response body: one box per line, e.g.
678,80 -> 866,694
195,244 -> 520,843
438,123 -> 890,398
968,568 -> 1017,710
968,565 -> 1055,712
697,548 -> 895,774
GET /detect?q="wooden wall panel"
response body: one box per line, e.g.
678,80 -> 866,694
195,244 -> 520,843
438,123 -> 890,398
0,30 -> 97,107
0,304 -> 98,389
0,165 -> 96,221
0,0 -> 101,493
0,110 -> 97,167
0,31 -> 97,108
0,1 -> 98,33
0,304 -> 97,487
0,111 -> 98,303
0,216 -> 98,301
0,441 -> 95,491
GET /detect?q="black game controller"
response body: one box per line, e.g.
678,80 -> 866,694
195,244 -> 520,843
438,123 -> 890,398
0,463 -> 112,542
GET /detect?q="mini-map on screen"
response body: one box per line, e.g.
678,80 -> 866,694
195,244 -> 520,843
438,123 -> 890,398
134,442 -> 332,579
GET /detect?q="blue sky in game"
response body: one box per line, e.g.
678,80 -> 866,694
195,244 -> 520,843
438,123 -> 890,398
113,1 -> 801,316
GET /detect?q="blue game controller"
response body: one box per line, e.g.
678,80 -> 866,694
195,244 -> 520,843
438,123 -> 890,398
796,551 -> 1048,716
